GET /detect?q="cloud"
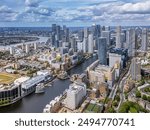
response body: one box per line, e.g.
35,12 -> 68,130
25,0 -> 41,7
25,6 -> 54,16
0,5 -> 17,22
1,0 -> 150,25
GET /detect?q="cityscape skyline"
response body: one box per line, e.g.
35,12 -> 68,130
1,0 -> 150,27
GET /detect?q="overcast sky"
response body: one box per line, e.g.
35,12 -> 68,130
0,0 -> 150,27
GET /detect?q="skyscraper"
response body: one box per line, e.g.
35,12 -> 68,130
52,24 -> 57,34
116,26 -> 122,48
25,44 -> 30,53
101,31 -> 110,46
126,28 -> 136,57
84,27 -> 89,38
131,58 -> 141,81
141,28 -> 148,51
98,37 -> 107,65
91,24 -> 101,37
83,37 -> 88,53
70,36 -> 77,52
88,34 -> 94,54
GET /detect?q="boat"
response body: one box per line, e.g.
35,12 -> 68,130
57,71 -> 69,80
70,74 -> 79,82
35,83 -> 45,94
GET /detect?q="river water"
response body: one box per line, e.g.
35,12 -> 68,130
0,56 -> 97,113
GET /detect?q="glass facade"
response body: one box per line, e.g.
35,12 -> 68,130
0,85 -> 21,106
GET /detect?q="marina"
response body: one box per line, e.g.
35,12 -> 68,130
0,56 -> 97,113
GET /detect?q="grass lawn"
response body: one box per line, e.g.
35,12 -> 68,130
92,105 -> 100,113
0,73 -> 19,85
86,103 -> 95,111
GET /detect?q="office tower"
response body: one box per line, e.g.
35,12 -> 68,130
66,82 -> 86,110
91,24 -> 101,37
105,26 -> 110,31
101,31 -> 110,46
51,32 -> 55,46
52,24 -> 57,33
98,37 -> 107,65
116,26 -> 123,48
64,27 -> 69,42
34,43 -> 38,50
70,36 -> 77,52
126,28 -> 136,57
56,25 -> 61,41
109,53 -> 122,68
78,30 -> 84,41
77,41 -> 83,51
141,28 -> 148,51
10,46 -> 15,55
101,26 -> 105,31
88,34 -> 94,54
131,58 -> 141,81
25,44 -> 30,53
84,27 -> 89,38
83,37 -> 88,53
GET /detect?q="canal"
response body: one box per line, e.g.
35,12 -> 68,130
0,56 -> 97,113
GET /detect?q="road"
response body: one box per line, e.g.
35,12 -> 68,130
109,60 -> 131,100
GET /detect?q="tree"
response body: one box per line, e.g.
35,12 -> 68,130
113,101 -> 118,107
142,95 -> 147,100
108,107 -> 116,113
147,96 -> 150,102
115,95 -> 120,102
136,90 -> 141,98
129,107 -> 137,113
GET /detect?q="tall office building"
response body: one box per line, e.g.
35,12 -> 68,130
98,37 -> 107,65
105,26 -> 110,31
91,24 -> 101,37
84,27 -> 89,38
78,30 -> 84,41
141,28 -> 148,51
116,26 -> 122,48
66,82 -> 86,110
52,24 -> 57,33
64,27 -> 69,42
25,44 -> 30,53
83,37 -> 88,53
70,36 -> 77,52
126,28 -> 136,57
56,25 -> 61,41
10,46 -> 15,55
34,42 -> 38,50
131,58 -> 141,81
101,31 -> 110,46
88,34 -> 94,54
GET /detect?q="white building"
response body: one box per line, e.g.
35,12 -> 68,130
83,37 -> 88,53
10,46 -> 15,55
34,43 -> 38,50
77,41 -> 83,51
88,34 -> 94,54
66,82 -> 86,110
14,77 -> 30,86
109,53 -> 122,77
25,44 -> 30,53
37,70 -> 49,76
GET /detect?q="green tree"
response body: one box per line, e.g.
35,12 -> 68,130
147,96 -> 150,102
136,90 -> 141,98
108,107 -> 116,113
142,95 -> 147,100
115,95 -> 120,102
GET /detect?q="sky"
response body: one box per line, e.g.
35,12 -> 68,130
0,0 -> 150,27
